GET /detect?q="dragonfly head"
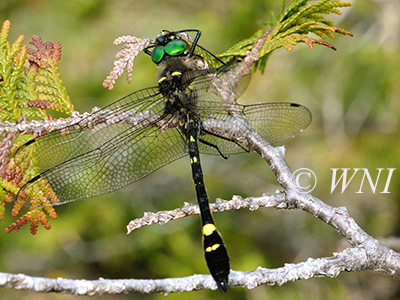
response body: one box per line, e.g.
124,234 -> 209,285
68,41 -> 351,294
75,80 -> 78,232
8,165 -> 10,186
149,31 -> 190,64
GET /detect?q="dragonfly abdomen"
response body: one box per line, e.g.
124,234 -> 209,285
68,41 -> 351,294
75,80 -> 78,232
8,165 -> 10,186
186,119 -> 230,292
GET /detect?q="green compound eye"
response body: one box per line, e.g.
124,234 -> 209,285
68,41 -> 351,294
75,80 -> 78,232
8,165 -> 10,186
165,39 -> 188,56
152,45 -> 165,63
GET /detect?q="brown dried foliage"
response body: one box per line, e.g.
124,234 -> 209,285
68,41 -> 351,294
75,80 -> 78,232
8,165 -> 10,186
27,35 -> 62,70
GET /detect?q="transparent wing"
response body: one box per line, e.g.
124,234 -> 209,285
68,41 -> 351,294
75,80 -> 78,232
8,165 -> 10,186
23,86 -> 165,171
20,125 -> 186,205
198,102 -> 311,155
180,61 -> 251,117
16,87 -> 188,205
244,102 -> 312,146
178,64 -> 311,155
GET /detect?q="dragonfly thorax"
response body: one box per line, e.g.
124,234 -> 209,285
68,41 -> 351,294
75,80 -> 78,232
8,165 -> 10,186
157,59 -> 204,130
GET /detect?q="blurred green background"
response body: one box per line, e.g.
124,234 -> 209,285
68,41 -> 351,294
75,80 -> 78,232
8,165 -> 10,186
1,0 -> 399,299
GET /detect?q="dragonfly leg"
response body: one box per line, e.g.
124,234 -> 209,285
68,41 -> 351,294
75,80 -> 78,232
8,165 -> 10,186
198,138 -> 229,159
201,127 -> 250,153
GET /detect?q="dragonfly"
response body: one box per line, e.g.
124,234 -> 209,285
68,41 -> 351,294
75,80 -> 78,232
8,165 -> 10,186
14,29 -> 312,292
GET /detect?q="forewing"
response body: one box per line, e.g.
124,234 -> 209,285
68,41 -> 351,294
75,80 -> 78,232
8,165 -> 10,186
16,87 -> 188,205
181,64 -> 311,155
22,86 -> 164,171
182,63 -> 251,117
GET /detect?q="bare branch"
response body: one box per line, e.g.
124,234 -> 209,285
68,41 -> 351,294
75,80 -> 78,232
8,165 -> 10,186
0,271 -> 220,294
127,192 -> 287,233
1,244 -> 398,295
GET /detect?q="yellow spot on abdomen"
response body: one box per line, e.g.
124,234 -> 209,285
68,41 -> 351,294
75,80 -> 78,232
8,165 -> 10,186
202,224 -> 216,236
205,244 -> 220,252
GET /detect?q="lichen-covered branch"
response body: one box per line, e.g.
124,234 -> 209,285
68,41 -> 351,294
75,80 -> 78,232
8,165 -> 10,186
0,244 -> 398,294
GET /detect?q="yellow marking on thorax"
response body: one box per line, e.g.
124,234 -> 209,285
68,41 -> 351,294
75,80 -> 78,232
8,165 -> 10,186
202,224 -> 216,236
189,136 -> 195,142
192,156 -> 197,163
205,244 -> 220,252
171,71 -> 182,77
158,76 -> 167,83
